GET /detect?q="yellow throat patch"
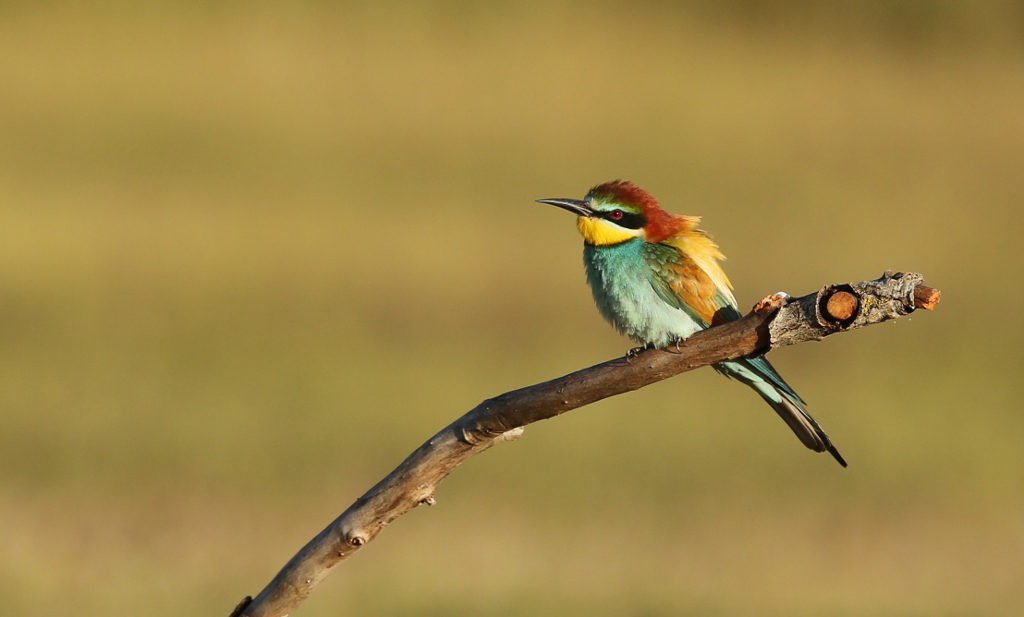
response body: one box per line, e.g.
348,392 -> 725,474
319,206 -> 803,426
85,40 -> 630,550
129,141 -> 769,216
576,216 -> 642,246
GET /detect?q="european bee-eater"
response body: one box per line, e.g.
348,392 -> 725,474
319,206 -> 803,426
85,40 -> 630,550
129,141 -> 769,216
539,180 -> 846,466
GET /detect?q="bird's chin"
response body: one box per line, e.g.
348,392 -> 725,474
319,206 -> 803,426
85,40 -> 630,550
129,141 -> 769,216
577,217 -> 641,246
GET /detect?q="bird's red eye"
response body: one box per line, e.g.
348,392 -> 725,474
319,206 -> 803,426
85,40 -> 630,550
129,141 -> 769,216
609,210 -> 624,220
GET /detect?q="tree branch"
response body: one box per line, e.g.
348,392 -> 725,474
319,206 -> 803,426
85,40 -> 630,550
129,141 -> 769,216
230,271 -> 940,617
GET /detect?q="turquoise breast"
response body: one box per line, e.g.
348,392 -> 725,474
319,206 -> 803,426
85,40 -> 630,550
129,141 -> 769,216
583,239 -> 704,347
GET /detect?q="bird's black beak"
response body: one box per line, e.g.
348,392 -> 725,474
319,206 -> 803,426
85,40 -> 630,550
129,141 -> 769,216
536,198 -> 593,217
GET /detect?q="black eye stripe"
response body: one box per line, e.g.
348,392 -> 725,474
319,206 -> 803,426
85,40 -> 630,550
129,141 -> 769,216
600,210 -> 646,229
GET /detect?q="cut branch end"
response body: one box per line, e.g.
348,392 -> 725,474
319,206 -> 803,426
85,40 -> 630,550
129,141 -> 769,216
914,284 -> 941,310
816,284 -> 861,330
825,291 -> 859,321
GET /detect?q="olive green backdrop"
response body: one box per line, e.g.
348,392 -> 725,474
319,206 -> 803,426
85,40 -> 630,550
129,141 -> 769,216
1,2 -> 1021,615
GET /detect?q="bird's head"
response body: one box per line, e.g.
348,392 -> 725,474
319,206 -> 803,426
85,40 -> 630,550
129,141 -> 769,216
538,180 -> 697,245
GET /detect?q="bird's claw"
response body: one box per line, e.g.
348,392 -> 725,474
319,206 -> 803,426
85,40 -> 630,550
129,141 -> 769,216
667,338 -> 688,354
625,343 -> 653,363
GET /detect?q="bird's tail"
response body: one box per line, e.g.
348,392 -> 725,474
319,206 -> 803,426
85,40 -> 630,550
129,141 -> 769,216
714,357 -> 847,467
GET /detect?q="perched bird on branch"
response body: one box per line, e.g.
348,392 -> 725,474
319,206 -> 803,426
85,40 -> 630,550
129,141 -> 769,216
538,180 -> 846,466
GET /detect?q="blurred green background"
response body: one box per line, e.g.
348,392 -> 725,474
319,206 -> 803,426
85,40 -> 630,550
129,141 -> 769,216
1,1 -> 1021,615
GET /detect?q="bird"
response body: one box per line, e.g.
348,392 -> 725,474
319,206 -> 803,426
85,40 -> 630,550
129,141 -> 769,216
538,180 -> 846,466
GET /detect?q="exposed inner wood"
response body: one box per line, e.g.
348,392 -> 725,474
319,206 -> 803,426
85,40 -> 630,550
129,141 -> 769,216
825,291 -> 859,321
914,285 -> 941,310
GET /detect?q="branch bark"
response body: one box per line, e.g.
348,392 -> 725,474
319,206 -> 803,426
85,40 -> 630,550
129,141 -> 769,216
230,271 -> 939,617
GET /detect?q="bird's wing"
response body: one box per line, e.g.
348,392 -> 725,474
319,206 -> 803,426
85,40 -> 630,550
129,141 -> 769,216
643,233 -> 739,327
648,231 -> 847,466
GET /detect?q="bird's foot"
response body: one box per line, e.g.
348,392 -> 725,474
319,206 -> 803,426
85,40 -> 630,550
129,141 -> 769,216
667,338 -> 689,354
625,343 -> 654,363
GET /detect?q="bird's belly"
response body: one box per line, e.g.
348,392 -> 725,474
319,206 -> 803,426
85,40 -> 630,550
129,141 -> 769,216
584,243 -> 704,347
600,276 -> 703,347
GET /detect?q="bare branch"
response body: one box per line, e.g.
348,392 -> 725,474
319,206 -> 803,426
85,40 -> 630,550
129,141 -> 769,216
232,271 -> 939,617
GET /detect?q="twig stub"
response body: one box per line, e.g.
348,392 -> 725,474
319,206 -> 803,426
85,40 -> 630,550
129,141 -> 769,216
826,291 -> 859,321
914,285 -> 941,310
229,597 -> 253,617
816,284 -> 860,330
753,292 -> 791,315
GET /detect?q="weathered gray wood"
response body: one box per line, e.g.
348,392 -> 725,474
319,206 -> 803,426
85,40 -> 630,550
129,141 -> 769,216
768,271 -> 925,347
231,271 -> 939,617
